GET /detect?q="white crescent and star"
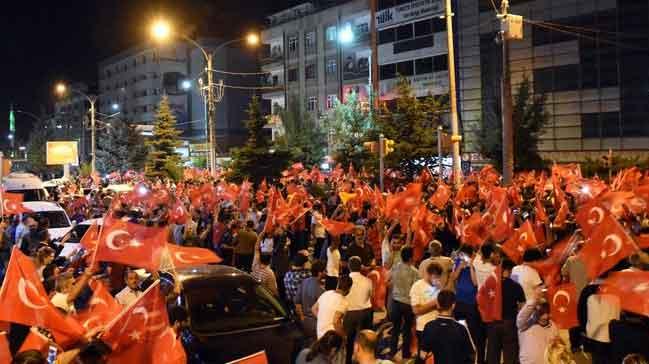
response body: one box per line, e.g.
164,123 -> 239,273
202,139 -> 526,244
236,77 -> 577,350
18,278 -> 48,310
588,207 -> 605,225
174,251 -> 203,264
552,290 -> 571,313
601,234 -> 623,259
105,229 -> 131,251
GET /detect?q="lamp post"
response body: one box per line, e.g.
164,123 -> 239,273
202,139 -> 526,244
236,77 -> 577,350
55,83 -> 97,174
150,19 -> 259,176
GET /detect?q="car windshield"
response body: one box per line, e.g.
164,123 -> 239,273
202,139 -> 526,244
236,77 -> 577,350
8,189 -> 46,201
185,280 -> 287,334
32,211 -> 70,228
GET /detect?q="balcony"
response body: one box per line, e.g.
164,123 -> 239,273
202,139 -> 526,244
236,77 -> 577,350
343,56 -> 370,81
261,45 -> 285,65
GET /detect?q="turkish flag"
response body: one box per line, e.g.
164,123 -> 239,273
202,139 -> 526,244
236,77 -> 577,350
577,214 -> 637,280
575,201 -> 608,237
19,328 -> 50,356
226,351 -> 269,364
189,183 -> 217,210
460,212 -> 487,247
566,179 -> 608,205
321,219 -> 355,237
152,327 -> 187,364
548,283 -> 578,329
169,200 -> 188,225
239,180 -> 252,213
600,271 -> 649,317
0,332 -> 10,364
385,183 -> 423,220
553,201 -> 569,227
80,222 -> 100,250
94,219 -> 167,272
255,190 -> 265,204
1,192 -> 32,216
166,243 -> 223,268
529,235 -> 576,286
74,280 -> 122,333
101,280 -> 169,352
552,163 -> 582,184
429,183 -> 452,210
0,247 -> 84,339
477,267 -> 502,322
486,198 -> 513,243
535,196 -> 548,223
502,220 -> 538,264
368,268 -> 388,310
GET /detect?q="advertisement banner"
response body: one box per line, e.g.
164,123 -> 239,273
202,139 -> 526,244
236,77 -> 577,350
379,71 -> 449,100
376,0 -> 445,30
46,141 -> 79,166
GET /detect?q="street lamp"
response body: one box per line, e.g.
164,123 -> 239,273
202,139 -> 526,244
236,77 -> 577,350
150,18 -> 259,176
55,82 -> 97,174
181,80 -> 192,91
111,103 -> 120,111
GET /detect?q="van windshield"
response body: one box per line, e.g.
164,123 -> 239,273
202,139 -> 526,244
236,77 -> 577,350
7,189 -> 46,201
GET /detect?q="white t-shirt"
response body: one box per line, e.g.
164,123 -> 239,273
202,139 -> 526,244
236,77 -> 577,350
472,255 -> 496,288
347,272 -> 373,311
586,293 -> 621,343
260,237 -> 274,254
311,212 -> 326,238
409,279 -> 440,331
518,321 -> 558,364
51,292 -> 75,313
326,248 -> 341,277
115,286 -> 142,306
315,290 -> 349,338
511,264 -> 542,302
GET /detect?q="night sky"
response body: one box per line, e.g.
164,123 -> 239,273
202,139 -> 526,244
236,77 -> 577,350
1,0 -> 294,143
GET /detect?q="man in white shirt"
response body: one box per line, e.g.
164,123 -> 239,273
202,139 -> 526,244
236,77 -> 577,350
418,240 -> 453,289
511,249 -> 543,302
312,275 -> 353,339
516,286 -> 559,364
115,270 -> 142,306
411,262 -> 442,356
51,269 -> 93,314
344,257 -> 374,363
473,243 -> 499,288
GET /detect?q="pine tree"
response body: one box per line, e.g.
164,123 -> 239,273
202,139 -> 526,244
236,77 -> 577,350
145,96 -> 182,179
126,122 -> 147,171
96,119 -> 129,174
228,97 -> 292,184
479,76 -> 549,170
276,95 -> 327,167
326,92 -> 376,171
376,77 -> 446,177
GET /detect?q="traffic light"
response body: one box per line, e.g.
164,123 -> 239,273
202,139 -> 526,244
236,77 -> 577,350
383,139 -> 395,155
363,141 -> 378,153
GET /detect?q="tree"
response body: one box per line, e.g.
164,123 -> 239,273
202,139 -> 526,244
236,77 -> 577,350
126,122 -> 147,171
376,77 -> 447,177
96,119 -> 129,174
144,96 -> 182,179
479,76 -> 549,171
26,118 -> 55,177
327,92 -> 376,171
228,97 -> 292,184
275,96 -> 327,167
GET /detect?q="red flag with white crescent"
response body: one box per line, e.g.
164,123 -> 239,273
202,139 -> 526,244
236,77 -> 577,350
166,243 -> 223,268
548,283 -> 578,329
502,220 -> 538,264
74,280 -> 122,333
80,222 -> 100,250
477,267 -> 502,322
575,201 -> 609,237
1,192 -> 32,216
600,271 -> 649,317
94,219 -> 167,272
0,247 -> 84,339
577,214 -> 637,280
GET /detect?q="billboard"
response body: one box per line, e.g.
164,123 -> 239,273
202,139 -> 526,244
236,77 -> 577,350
376,0 -> 444,30
46,141 -> 79,166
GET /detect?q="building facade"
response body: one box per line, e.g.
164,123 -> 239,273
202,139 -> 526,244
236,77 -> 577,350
456,0 -> 649,162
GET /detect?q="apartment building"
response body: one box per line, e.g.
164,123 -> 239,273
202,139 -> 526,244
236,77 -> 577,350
456,0 -> 649,162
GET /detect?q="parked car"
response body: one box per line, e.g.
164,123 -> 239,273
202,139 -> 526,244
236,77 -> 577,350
3,172 -> 49,201
174,265 -> 305,364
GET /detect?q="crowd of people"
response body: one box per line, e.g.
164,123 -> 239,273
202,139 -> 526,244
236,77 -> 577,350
0,163 -> 648,364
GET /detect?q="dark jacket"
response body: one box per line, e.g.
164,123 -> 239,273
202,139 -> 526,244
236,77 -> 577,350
421,316 -> 476,364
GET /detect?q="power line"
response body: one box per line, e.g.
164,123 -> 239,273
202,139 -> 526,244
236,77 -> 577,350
210,69 -> 270,76
221,83 -> 284,91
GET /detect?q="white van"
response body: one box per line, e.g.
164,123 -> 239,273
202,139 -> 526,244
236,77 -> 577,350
21,201 -> 73,241
3,172 -> 49,201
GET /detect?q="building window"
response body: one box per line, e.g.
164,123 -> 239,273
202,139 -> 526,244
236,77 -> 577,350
414,19 -> 432,37
380,64 -> 396,80
326,95 -> 338,109
432,18 -> 446,33
394,36 -> 434,53
307,96 -> 318,111
288,68 -> 298,82
326,26 -> 337,42
305,64 -> 317,80
326,59 -> 337,75
433,54 -> 448,72
288,36 -> 298,53
415,57 -> 433,74
581,113 -> 600,138
396,60 -> 414,76
396,24 -> 413,41
379,29 -> 395,44
355,22 -> 369,35
305,31 -> 316,52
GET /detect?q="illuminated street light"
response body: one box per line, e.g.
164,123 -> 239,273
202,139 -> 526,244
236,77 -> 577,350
246,33 -> 260,46
151,19 -> 172,41
111,103 -> 120,111
7,134 -> 13,140
181,80 -> 192,90
339,25 -> 354,44
55,83 -> 67,95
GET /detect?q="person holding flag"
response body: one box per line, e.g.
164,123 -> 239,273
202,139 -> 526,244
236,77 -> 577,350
516,285 -> 560,364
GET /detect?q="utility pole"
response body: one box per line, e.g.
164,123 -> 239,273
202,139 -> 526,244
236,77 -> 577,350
500,0 -> 514,185
206,53 -> 217,177
437,125 -> 443,176
445,0 -> 462,188
370,0 -> 379,110
90,97 -> 97,175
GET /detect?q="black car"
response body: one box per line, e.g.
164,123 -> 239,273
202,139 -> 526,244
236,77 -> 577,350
173,265 -> 305,363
